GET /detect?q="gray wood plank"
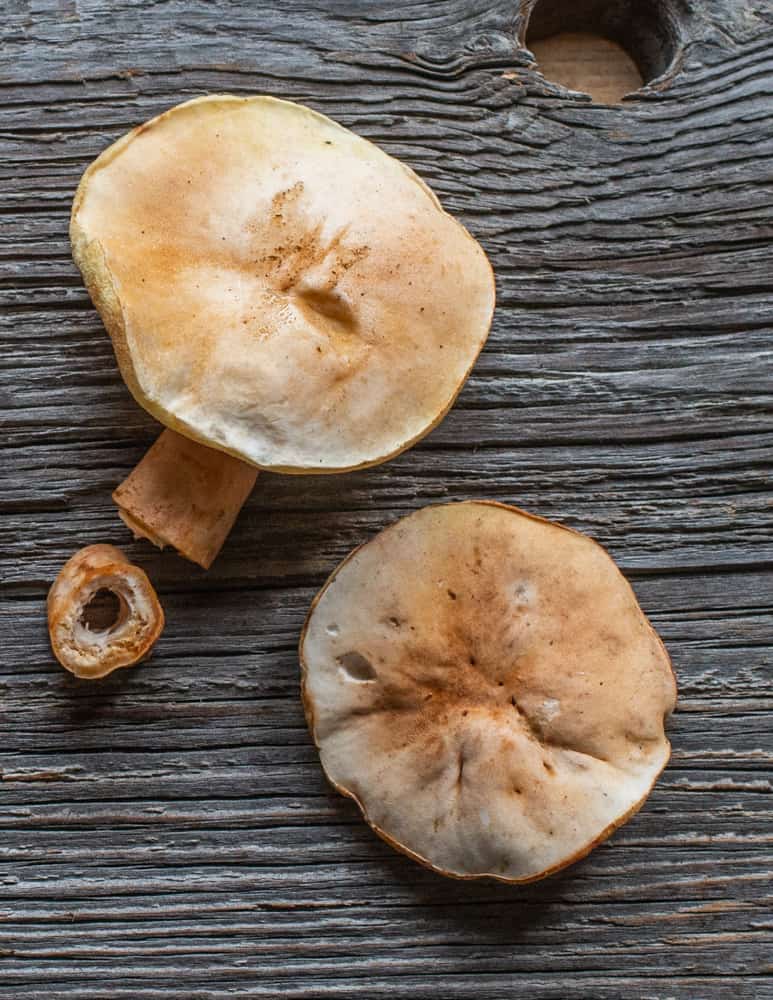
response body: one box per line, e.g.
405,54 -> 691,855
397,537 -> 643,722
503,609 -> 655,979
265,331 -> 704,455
1,0 -> 772,996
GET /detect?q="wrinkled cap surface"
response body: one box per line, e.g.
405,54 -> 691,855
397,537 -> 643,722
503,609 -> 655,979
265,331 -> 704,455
301,502 -> 677,882
71,95 -> 495,472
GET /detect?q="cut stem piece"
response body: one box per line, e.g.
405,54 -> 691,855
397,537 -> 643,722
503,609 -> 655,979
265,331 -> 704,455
48,544 -> 164,679
113,429 -> 259,569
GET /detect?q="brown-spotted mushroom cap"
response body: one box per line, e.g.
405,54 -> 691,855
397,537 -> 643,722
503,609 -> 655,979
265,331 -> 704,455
300,501 -> 677,882
70,95 -> 495,473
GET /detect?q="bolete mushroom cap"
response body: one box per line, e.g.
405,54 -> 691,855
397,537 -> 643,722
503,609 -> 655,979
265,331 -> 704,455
70,95 -> 495,473
300,501 -> 677,883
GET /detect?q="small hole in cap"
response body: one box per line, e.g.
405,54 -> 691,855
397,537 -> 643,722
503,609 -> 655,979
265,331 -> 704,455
338,651 -> 377,682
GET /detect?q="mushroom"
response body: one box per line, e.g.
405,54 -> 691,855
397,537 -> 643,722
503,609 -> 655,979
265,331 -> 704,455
48,544 -> 164,679
70,95 -> 495,568
300,501 -> 677,883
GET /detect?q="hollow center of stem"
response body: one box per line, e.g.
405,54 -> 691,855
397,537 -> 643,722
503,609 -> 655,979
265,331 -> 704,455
80,589 -> 122,631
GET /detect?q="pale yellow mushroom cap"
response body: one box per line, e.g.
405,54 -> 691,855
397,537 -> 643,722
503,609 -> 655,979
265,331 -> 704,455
71,95 -> 495,473
300,501 -> 677,882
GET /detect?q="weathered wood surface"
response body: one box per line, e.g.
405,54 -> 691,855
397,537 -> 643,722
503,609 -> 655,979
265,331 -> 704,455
1,0 -> 772,996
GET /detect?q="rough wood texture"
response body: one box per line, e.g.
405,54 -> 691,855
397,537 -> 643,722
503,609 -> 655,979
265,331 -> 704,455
1,0 -> 772,996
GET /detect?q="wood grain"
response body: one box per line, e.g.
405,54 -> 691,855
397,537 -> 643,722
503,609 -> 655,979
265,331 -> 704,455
1,0 -> 772,996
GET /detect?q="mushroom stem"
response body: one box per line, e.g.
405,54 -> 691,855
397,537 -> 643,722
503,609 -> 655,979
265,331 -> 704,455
48,544 -> 165,679
113,429 -> 259,569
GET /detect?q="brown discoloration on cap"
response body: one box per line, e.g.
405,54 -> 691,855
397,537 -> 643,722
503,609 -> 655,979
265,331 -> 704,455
48,545 -> 165,680
70,95 -> 495,474
300,501 -> 677,883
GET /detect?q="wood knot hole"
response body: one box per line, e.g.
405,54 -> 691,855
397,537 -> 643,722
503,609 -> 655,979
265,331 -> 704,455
521,0 -> 687,103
